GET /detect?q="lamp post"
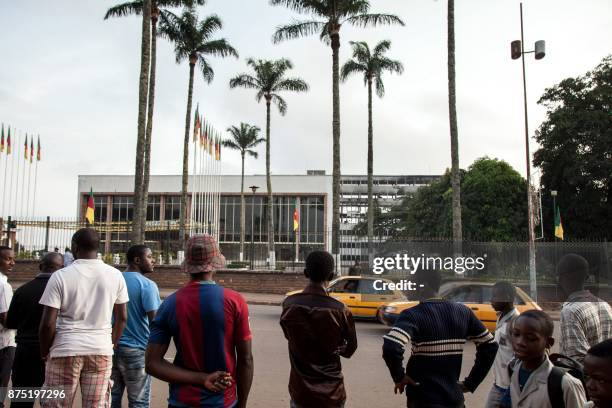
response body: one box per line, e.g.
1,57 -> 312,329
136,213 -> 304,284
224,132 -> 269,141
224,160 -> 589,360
511,2 -> 545,301
249,185 -> 259,270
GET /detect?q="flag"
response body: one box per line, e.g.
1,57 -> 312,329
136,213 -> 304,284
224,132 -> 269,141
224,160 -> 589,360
193,104 -> 200,142
554,205 -> 564,240
85,188 -> 95,224
24,134 -> 28,159
37,136 -> 41,161
30,138 -> 34,163
218,138 -> 221,161
293,199 -> 299,231
1,124 -> 4,153
209,131 -> 214,155
199,115 -> 204,146
6,128 -> 10,155
215,136 -> 220,161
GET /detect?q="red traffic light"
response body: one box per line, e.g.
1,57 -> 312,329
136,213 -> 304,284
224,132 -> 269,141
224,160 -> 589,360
511,40 -> 522,60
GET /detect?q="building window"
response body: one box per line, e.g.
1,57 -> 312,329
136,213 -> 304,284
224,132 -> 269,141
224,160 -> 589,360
112,196 -> 133,222
164,196 -> 181,221
93,196 -> 108,223
147,196 -> 161,221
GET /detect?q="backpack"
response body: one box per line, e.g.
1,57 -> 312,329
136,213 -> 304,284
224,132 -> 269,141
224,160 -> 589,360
507,354 -> 585,408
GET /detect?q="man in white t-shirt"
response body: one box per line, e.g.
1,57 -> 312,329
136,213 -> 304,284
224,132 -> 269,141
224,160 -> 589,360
0,246 -> 16,408
39,228 -> 129,408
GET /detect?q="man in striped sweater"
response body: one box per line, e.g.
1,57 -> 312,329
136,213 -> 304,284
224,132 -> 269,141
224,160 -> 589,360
382,270 -> 498,408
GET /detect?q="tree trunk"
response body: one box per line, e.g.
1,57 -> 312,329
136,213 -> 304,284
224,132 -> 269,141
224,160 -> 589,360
140,10 -> 159,243
179,61 -> 196,244
367,78 -> 374,265
240,152 -> 245,262
331,31 -> 341,266
265,98 -> 275,269
448,0 -> 462,253
131,0 -> 151,245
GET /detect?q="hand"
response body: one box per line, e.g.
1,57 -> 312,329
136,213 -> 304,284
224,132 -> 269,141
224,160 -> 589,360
394,375 -> 419,394
457,381 -> 470,393
201,371 -> 232,393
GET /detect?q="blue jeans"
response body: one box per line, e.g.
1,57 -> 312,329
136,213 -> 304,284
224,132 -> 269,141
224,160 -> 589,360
111,346 -> 151,408
485,384 -> 510,408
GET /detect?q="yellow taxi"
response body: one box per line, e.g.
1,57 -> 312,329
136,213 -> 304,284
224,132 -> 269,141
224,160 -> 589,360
378,281 -> 541,331
285,276 -> 406,319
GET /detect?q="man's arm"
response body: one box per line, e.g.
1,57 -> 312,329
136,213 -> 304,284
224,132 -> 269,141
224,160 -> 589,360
235,339 -> 254,408
0,284 -> 10,327
463,311 -> 498,392
112,303 -> 128,347
145,343 -> 230,392
39,306 -> 59,359
339,309 -> 358,358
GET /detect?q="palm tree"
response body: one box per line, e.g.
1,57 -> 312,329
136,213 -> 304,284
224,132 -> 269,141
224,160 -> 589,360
229,58 -> 308,269
104,0 -> 205,244
222,123 -> 265,262
271,0 -> 404,262
340,40 -> 403,263
160,7 -> 238,242
447,0 -> 462,252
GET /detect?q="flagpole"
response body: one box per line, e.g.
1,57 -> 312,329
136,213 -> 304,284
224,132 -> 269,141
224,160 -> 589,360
20,136 -> 28,218
31,137 -> 40,218
13,131 -> 22,221
198,138 -> 205,233
25,149 -> 33,251
1,130 -> 9,217
190,137 -> 197,235
216,137 -> 221,241
7,130 -> 18,217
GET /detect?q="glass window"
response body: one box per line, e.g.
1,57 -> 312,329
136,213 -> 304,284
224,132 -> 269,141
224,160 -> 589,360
112,196 -> 133,222
93,196 -> 107,223
146,196 -> 161,221
164,196 -> 181,221
444,286 -> 482,303
331,279 -> 359,294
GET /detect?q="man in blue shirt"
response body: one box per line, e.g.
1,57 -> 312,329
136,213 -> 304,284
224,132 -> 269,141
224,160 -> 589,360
111,245 -> 161,408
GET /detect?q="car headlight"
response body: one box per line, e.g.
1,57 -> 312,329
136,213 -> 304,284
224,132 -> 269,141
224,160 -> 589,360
384,306 -> 397,313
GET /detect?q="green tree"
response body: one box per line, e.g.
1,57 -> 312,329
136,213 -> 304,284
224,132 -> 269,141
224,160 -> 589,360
222,123 -> 265,262
105,0 -> 205,244
160,7 -> 238,241
229,59 -> 308,268
378,158 -> 528,241
533,55 -> 612,240
341,40 -> 403,262
271,0 -> 404,258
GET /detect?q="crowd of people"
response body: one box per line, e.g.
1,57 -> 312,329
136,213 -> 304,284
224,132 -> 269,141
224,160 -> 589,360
0,228 -> 611,408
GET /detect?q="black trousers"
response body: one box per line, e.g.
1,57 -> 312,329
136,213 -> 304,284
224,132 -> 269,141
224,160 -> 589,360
0,346 -> 16,408
10,344 -> 45,408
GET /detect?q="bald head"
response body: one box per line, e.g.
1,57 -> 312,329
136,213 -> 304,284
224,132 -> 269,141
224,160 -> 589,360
557,253 -> 590,297
72,228 -> 100,259
40,252 -> 64,274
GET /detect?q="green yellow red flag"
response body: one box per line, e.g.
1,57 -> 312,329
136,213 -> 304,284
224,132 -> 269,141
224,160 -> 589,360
85,188 -> 95,224
24,134 -> 28,159
293,199 -> 299,231
30,138 -> 34,163
554,205 -> 564,240
37,136 -> 41,161
1,124 -> 4,153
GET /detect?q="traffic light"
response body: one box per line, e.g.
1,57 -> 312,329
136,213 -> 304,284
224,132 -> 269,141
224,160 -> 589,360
511,40 -> 522,60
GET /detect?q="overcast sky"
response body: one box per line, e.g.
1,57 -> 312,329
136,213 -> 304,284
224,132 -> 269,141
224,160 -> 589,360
1,0 -> 611,217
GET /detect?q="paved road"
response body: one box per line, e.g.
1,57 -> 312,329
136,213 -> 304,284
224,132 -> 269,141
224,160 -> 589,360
98,304 -> 560,408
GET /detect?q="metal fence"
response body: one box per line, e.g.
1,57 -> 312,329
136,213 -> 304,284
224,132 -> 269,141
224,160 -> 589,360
1,217 -> 610,284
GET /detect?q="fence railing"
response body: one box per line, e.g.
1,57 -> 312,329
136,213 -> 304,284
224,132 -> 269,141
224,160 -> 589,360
1,217 -> 610,281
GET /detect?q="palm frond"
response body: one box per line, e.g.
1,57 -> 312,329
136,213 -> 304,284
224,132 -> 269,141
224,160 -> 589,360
198,56 -> 215,83
338,0 -> 370,17
104,1 -> 143,19
378,57 -> 404,75
373,39 -> 391,57
340,60 -> 367,82
273,78 -> 309,93
272,94 -> 288,115
157,0 -> 206,8
375,75 -> 385,98
344,13 -> 405,28
229,74 -> 260,90
198,14 -> 223,38
269,0 -> 327,15
198,39 -> 238,58
246,150 -> 259,158
272,20 -> 325,43
348,41 -> 370,64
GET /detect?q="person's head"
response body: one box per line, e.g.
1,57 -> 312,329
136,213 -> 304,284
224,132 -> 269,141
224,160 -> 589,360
510,310 -> 554,363
304,251 -> 335,285
584,339 -> 612,407
557,253 -> 589,298
414,269 -> 441,299
39,252 -> 64,274
0,246 -> 15,274
491,281 -> 516,313
183,234 -> 225,280
126,245 -> 154,274
71,228 -> 100,259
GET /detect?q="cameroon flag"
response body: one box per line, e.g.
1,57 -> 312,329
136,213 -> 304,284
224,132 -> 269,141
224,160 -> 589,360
1,124 -> 4,153
85,188 -> 95,224
293,200 -> 299,231
554,205 -> 564,240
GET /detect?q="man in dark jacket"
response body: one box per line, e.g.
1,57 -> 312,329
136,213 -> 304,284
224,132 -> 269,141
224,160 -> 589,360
280,251 -> 358,408
382,269 -> 498,408
6,252 -> 63,408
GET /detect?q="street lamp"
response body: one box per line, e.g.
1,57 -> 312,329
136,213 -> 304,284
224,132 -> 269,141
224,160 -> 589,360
249,185 -> 259,270
511,2 -> 545,301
